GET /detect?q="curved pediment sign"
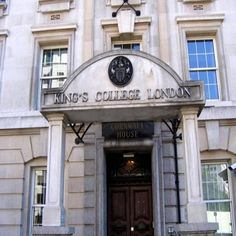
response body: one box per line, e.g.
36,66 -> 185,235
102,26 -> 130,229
41,50 -> 205,122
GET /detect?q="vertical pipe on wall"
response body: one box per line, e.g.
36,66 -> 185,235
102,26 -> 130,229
163,118 -> 182,224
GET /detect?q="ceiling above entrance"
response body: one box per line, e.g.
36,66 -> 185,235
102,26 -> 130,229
40,50 -> 205,123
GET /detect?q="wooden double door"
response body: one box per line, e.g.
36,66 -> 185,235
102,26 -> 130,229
108,184 -> 153,236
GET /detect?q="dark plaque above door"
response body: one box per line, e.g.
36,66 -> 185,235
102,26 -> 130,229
102,121 -> 154,140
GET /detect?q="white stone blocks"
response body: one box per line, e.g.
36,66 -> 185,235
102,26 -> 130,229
0,179 -> 23,193
0,194 -> 23,209
84,160 -> 95,176
69,162 -> 84,177
68,208 -> 95,225
228,127 -> 236,154
67,146 -> 84,162
68,192 -> 95,209
205,121 -> 220,150
0,164 -> 24,178
68,177 -> 85,193
0,226 -> 21,236
0,210 -> 21,225
84,176 -> 96,192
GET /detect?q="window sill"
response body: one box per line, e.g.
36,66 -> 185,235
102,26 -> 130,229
205,100 -> 233,108
182,0 -> 214,3
38,0 -> 74,13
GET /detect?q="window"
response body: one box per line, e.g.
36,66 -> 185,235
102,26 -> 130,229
101,17 -> 151,52
201,163 -> 233,235
113,42 -> 140,51
30,168 -> 47,231
41,47 -> 68,89
31,24 -> 76,109
187,39 -> 219,100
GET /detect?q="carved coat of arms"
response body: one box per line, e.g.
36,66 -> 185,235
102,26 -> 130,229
108,56 -> 133,86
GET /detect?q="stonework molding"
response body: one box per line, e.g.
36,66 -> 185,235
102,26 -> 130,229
38,0 -> 74,13
199,122 -> 236,155
106,0 -> 146,7
181,0 -> 214,3
176,13 -> 225,23
31,23 -> 77,34
176,223 -> 218,235
33,226 -> 75,236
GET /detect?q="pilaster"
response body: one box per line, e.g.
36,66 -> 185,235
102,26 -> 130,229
43,113 -> 67,226
180,107 -> 207,223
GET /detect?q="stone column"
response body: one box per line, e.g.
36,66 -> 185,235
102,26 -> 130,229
180,107 -> 207,223
43,113 -> 66,226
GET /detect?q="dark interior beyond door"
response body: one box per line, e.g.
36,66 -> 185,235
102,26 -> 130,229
107,151 -> 153,236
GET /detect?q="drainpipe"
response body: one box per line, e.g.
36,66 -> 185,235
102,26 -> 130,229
163,118 -> 182,224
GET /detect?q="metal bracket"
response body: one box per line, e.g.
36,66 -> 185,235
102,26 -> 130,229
69,122 -> 93,145
112,0 -> 141,17
163,118 -> 182,141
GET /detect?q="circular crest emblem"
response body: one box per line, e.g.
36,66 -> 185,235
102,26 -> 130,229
108,56 -> 133,87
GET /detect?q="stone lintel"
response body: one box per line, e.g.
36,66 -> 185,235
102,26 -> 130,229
33,226 -> 75,236
176,223 -> 218,235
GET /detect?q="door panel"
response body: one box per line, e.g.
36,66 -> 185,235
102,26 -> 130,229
108,185 -> 153,236
131,186 -> 153,236
108,187 -> 130,236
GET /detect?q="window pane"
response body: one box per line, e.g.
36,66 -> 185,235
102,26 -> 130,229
206,202 -> 232,235
208,71 -> 217,84
189,55 -> 197,68
206,54 -> 216,67
123,44 -> 131,49
33,206 -> 43,226
132,44 -> 140,51
52,49 -> 60,63
113,45 -> 122,50
202,164 -> 229,201
60,49 -> 68,63
205,40 -> 214,53
42,64 -> 52,77
187,41 -> 196,54
209,84 -> 219,100
42,50 -> 51,64
198,54 -> 207,68
34,170 -> 47,205
196,40 -> 205,53
190,71 -> 198,80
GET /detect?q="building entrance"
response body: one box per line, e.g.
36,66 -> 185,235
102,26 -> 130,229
107,151 -> 153,236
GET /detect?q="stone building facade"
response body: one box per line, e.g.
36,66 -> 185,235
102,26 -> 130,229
0,0 -> 235,236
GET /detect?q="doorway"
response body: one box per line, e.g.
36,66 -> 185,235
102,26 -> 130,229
106,151 -> 154,236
